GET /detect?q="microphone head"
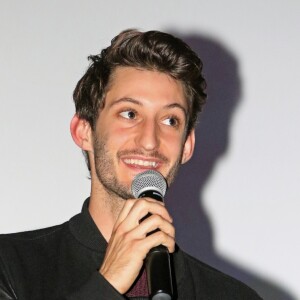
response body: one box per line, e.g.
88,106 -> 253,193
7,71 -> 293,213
131,170 -> 167,199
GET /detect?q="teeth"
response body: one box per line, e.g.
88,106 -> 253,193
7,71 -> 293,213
124,159 -> 157,167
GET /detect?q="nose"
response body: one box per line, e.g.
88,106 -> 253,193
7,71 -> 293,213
135,119 -> 160,151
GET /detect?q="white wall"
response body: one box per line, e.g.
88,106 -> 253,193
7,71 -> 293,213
1,1 -> 299,299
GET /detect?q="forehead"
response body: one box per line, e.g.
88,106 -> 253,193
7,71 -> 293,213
105,66 -> 187,109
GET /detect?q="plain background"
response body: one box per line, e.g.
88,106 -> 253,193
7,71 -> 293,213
0,1 -> 299,299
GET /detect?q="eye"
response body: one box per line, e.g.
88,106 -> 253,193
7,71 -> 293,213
119,110 -> 137,120
162,116 -> 180,127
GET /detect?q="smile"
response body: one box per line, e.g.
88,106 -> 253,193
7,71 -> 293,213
123,159 -> 158,168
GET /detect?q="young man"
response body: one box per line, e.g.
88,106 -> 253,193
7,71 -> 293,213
0,30 -> 261,299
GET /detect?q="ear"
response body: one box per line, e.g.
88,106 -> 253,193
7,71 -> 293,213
181,129 -> 195,164
70,114 -> 93,151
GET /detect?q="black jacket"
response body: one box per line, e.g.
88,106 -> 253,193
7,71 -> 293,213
0,199 -> 262,299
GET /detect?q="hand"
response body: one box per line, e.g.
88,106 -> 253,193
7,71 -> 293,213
99,198 -> 175,294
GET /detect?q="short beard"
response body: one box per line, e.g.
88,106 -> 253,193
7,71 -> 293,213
94,136 -> 133,200
93,135 -> 183,200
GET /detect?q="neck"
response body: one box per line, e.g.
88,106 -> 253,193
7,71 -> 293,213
88,179 -> 125,241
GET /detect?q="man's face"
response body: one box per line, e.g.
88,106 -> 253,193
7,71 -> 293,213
91,66 -> 194,199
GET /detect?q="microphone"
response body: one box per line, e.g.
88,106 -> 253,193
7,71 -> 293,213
131,170 -> 173,300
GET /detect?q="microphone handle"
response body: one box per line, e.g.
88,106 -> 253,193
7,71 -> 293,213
139,190 -> 173,300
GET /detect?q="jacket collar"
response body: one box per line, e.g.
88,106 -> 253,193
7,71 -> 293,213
68,198 -> 107,252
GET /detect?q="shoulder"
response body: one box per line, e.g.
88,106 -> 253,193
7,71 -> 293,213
0,223 -> 68,299
179,250 -> 262,299
0,223 -> 68,259
0,223 -> 66,243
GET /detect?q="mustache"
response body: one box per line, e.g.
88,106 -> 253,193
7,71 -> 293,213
117,149 -> 169,163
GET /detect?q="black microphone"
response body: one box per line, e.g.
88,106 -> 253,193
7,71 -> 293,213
131,170 -> 173,300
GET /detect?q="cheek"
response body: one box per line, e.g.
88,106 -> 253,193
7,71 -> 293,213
162,134 -> 185,157
106,127 -> 135,150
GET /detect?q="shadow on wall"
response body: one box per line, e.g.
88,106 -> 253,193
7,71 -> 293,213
165,33 -> 296,300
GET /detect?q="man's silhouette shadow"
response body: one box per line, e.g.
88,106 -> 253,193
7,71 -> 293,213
165,33 -> 296,300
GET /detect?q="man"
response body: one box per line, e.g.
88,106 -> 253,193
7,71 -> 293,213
0,30 -> 262,299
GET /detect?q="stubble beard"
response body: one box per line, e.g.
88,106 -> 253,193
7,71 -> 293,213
93,135 -> 183,202
93,135 -> 132,201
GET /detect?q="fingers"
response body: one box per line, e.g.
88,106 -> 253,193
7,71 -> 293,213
113,198 -> 175,255
127,220 -> 175,254
143,230 -> 176,253
117,213 -> 175,254
114,198 -> 172,233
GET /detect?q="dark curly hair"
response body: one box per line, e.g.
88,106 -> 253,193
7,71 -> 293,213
73,29 -> 207,170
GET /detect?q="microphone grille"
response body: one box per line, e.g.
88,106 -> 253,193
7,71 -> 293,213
131,170 -> 167,199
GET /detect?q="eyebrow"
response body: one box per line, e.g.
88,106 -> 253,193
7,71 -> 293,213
109,98 -> 142,108
109,97 -> 187,116
165,103 -> 187,117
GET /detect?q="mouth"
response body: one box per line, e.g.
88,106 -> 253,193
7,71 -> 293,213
123,158 -> 158,168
